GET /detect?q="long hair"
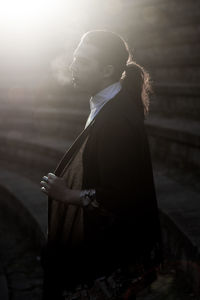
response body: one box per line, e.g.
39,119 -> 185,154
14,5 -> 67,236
81,30 -> 151,117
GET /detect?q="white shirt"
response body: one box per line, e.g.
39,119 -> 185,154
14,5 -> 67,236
85,81 -> 122,128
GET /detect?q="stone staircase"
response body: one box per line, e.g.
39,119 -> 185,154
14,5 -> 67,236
0,169 -> 47,237
0,186 -> 44,300
0,102 -> 88,173
0,0 -> 200,298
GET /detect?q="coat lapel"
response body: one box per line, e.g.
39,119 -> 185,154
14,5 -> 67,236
54,119 -> 95,177
47,119 -> 95,246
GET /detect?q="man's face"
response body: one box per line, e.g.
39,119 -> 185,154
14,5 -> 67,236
69,40 -> 104,94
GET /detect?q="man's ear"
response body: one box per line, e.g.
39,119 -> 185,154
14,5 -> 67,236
103,65 -> 114,78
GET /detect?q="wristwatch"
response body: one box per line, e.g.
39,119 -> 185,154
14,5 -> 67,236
80,189 -> 99,208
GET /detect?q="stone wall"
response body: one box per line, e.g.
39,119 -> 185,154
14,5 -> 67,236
118,0 -> 200,172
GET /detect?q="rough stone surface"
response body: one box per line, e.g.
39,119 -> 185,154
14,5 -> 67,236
0,188 -> 43,300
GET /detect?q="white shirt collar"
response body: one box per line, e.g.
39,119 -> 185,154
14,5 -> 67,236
85,81 -> 121,128
90,81 -> 122,111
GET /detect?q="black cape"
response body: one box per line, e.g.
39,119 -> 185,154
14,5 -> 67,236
81,88 -> 163,279
42,87 -> 163,298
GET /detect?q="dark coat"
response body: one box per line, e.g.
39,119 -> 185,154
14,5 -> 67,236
80,87 -> 163,281
42,87 -> 163,298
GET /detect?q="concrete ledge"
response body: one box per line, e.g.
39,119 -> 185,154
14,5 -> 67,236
155,173 -> 200,295
0,169 -> 47,238
0,119 -> 83,141
136,44 -> 200,68
0,132 -> 72,173
0,106 -> 86,137
146,116 -> 200,146
149,66 -> 200,86
0,185 -> 44,299
0,105 -> 87,143
0,105 -> 88,120
159,209 -> 200,297
151,84 -> 200,120
146,116 -> 200,169
154,84 -> 200,96
150,95 -> 200,120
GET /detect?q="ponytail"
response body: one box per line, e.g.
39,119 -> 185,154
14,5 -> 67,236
121,62 -> 151,118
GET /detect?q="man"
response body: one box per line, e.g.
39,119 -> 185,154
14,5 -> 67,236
41,30 -> 163,300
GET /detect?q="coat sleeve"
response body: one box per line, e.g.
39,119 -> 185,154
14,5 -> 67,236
93,114 -> 153,216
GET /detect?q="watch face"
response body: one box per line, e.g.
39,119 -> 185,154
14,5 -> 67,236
83,196 -> 91,207
80,189 -> 96,207
80,190 -> 90,207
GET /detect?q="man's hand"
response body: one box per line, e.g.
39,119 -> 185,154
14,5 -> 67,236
40,173 -> 82,205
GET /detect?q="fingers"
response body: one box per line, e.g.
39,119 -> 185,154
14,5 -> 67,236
41,186 -> 48,195
42,175 -> 48,183
42,174 -> 55,184
42,173 -> 56,184
48,173 -> 56,179
40,173 -> 57,195
40,179 -> 49,195
40,181 -> 49,190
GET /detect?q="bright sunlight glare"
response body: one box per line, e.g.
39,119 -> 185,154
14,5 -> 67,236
0,0 -> 84,34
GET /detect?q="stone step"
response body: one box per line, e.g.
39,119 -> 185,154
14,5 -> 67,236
0,169 -> 47,238
0,116 -> 84,141
154,170 -> 200,295
126,0 -> 198,8
0,105 -> 87,136
127,22 -> 200,50
0,131 -> 72,173
155,173 -> 200,249
154,84 -> 200,96
150,95 -> 200,120
0,262 -> 9,300
145,116 -> 200,169
134,43 -> 200,68
0,186 -> 43,300
37,91 -> 90,110
0,105 -> 88,121
1,86 -> 90,110
123,1 -> 200,48
148,66 -> 200,85
150,84 -> 200,120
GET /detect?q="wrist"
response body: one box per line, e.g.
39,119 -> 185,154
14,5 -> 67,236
64,189 -> 82,206
64,189 -> 98,207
